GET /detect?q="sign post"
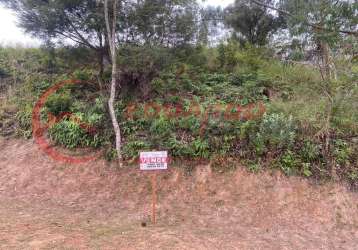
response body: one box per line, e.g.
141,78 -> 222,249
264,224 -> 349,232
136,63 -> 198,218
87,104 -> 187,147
151,172 -> 157,224
140,151 -> 168,224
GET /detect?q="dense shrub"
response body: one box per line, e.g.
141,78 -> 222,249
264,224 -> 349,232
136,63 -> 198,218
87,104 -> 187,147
150,115 -> 174,137
166,137 -> 193,157
333,139 -> 352,167
49,119 -> 87,149
45,92 -> 72,116
15,105 -> 33,139
49,116 -> 102,149
254,113 -> 297,154
279,150 -> 301,175
123,140 -> 150,159
300,140 -> 322,163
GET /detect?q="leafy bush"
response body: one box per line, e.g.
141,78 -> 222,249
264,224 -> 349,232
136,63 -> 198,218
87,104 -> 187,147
166,137 -> 192,157
31,80 -> 53,96
279,150 -> 300,175
105,148 -> 118,162
302,163 -> 313,177
255,113 -> 297,154
72,68 -> 94,81
333,139 -> 351,166
15,105 -> 33,139
191,138 -> 210,158
217,42 -> 269,73
123,140 -> 150,159
177,115 -> 201,134
247,161 -> 262,173
200,73 -> 230,86
165,137 -> 209,158
217,42 -> 239,70
208,134 -> 236,155
49,119 -> 86,149
150,115 -> 174,136
45,92 -> 72,116
49,115 -> 102,149
300,140 -> 322,163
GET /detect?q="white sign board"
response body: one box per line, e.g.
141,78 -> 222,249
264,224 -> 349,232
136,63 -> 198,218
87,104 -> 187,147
140,151 -> 168,170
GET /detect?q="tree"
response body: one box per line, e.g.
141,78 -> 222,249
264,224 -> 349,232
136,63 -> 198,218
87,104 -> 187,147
120,0 -> 201,47
252,0 -> 357,79
224,0 -> 284,46
104,0 -> 122,165
0,0 -> 203,76
254,0 -> 357,179
198,5 -> 225,45
0,0 -> 109,81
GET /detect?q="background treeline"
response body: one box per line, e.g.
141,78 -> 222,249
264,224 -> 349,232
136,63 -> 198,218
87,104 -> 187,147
0,0 -> 357,188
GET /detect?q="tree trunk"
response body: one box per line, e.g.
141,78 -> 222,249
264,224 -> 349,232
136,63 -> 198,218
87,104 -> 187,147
104,0 -> 122,165
97,49 -> 105,92
321,40 -> 331,80
322,102 -> 338,181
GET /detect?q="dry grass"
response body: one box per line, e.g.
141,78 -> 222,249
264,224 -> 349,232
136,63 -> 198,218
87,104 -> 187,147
0,138 -> 358,249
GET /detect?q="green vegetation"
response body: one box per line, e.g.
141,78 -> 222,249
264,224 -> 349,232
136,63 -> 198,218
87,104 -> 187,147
0,0 -> 356,189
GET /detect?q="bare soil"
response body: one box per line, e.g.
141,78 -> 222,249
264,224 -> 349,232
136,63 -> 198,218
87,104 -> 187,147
0,138 -> 357,249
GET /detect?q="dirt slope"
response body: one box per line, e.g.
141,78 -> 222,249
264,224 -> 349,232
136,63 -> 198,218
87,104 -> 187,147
0,138 -> 357,249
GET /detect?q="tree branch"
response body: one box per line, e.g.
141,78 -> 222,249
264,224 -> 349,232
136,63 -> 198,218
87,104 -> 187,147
65,16 -> 98,50
55,31 -> 92,48
250,0 -> 358,36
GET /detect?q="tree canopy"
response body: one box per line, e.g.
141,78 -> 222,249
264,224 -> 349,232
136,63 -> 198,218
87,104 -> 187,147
224,0 -> 284,46
0,0 -> 204,48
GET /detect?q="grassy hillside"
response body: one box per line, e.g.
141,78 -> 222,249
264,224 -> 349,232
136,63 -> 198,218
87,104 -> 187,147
0,43 -> 357,188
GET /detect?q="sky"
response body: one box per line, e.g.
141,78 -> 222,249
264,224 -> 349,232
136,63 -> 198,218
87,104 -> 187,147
0,7 -> 42,47
0,0 -> 234,47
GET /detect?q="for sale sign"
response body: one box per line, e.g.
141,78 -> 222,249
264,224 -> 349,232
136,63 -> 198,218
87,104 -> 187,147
140,151 -> 168,170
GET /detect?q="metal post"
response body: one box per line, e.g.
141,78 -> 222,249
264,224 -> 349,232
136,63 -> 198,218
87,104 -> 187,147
151,173 -> 157,224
